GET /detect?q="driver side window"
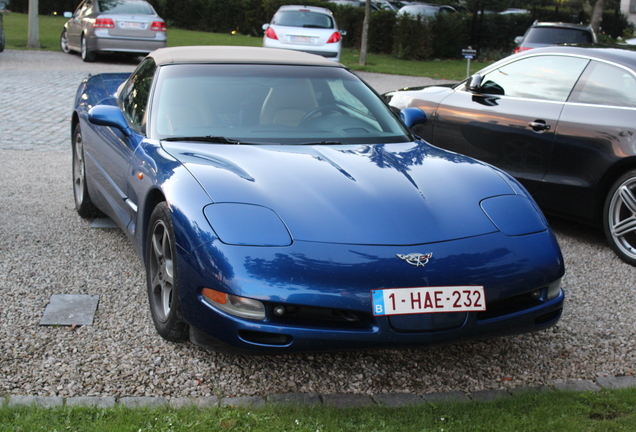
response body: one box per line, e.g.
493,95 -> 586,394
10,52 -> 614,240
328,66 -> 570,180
120,58 -> 156,133
480,55 -> 589,102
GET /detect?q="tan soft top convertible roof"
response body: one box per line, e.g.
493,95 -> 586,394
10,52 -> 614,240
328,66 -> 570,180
149,46 -> 343,67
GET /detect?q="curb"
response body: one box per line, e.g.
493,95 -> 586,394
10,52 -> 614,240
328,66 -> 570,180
3,376 -> 635,409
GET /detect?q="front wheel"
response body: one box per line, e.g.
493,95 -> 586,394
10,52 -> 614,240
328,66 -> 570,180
603,170 -> 636,266
81,35 -> 95,62
72,125 -> 100,218
146,202 -> 189,342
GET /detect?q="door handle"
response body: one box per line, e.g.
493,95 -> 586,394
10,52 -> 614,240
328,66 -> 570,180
528,120 -> 551,132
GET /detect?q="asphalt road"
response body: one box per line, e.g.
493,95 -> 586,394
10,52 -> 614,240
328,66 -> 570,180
0,49 -> 634,400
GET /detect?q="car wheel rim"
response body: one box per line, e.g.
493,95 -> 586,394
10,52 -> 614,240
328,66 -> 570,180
149,220 -> 174,323
61,32 -> 69,52
73,131 -> 85,206
608,176 -> 636,260
81,37 -> 87,59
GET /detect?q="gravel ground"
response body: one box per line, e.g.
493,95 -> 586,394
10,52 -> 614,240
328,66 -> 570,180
0,49 -> 635,399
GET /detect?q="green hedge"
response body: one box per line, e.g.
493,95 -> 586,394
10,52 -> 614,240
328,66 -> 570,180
8,0 -> 634,61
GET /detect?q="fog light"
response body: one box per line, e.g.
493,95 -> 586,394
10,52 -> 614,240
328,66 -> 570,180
546,278 -> 562,300
274,305 -> 286,316
202,288 -> 266,320
530,290 -> 541,300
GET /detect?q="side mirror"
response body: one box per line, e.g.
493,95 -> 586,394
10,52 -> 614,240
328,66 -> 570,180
88,105 -> 133,137
64,11 -> 73,18
514,36 -> 523,44
262,23 -> 269,30
400,107 -> 427,128
340,30 -> 347,36
465,73 -> 482,92
0,1 -> 7,11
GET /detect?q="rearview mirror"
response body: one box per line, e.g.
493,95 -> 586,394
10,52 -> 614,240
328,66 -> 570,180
88,105 -> 132,137
400,107 -> 427,128
465,73 -> 483,92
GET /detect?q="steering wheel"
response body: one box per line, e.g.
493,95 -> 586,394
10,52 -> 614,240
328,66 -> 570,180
300,104 -> 348,123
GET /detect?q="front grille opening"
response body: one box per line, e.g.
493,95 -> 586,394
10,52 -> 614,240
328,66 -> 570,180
477,289 -> 544,321
534,309 -> 561,326
238,330 -> 292,346
267,304 -> 372,329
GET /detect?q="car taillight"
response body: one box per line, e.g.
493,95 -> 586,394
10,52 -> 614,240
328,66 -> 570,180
514,46 -> 532,54
151,21 -> 167,31
265,27 -> 278,40
327,32 -> 341,44
93,18 -> 115,28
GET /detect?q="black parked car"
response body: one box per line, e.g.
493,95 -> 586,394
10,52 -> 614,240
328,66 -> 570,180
385,46 -> 636,266
514,21 -> 597,53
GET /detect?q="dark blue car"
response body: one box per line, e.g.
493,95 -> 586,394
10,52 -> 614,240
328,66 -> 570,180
71,46 -> 564,353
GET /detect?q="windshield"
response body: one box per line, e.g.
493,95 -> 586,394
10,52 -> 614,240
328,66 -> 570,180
98,0 -> 155,15
150,64 -> 411,145
272,11 -> 334,29
526,27 -> 594,45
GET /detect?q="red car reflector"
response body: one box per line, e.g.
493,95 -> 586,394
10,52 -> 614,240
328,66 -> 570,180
93,18 -> 115,28
327,32 -> 341,44
514,46 -> 532,54
265,27 -> 278,40
151,21 -> 167,31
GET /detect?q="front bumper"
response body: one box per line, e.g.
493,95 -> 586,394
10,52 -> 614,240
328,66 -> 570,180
176,228 -> 565,353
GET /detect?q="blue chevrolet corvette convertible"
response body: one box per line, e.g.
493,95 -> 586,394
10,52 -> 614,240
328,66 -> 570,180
71,46 -> 565,353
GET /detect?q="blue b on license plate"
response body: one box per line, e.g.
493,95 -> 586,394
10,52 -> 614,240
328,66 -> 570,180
372,286 -> 486,316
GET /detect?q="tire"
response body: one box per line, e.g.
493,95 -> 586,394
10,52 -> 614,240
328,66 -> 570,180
72,125 -> 100,218
603,170 -> 636,266
60,30 -> 71,54
146,202 -> 189,342
0,29 -> 5,53
81,35 -> 95,62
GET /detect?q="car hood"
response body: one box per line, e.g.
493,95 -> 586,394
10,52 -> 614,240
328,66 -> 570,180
163,141 -> 515,245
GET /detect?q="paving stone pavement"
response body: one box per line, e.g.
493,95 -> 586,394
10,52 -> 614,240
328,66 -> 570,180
2,376 -> 635,409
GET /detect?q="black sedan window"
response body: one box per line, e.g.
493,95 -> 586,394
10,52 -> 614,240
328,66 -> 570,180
569,61 -> 636,108
479,55 -> 589,102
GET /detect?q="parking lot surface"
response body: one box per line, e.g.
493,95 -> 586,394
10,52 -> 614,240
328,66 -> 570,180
0,50 -> 634,400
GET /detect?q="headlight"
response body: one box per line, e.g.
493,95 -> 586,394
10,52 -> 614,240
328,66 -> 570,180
204,203 -> 292,246
480,195 -> 547,236
202,288 -> 266,320
547,278 -> 562,300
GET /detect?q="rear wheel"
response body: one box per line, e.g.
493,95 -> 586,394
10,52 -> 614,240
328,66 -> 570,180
60,30 -> 71,53
603,170 -> 636,266
81,34 -> 95,62
72,125 -> 100,218
146,202 -> 189,342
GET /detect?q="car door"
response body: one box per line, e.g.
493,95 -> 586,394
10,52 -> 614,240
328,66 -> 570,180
431,55 -> 589,193
67,0 -> 93,49
539,60 -> 636,223
87,59 -> 156,229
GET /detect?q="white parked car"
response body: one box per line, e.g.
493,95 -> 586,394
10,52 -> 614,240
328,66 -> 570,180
397,3 -> 456,17
262,5 -> 343,62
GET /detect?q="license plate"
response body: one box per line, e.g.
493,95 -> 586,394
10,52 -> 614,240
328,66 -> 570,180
120,21 -> 146,29
289,35 -> 314,43
372,286 -> 486,316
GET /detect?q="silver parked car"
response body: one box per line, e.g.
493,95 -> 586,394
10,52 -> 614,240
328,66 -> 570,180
262,5 -> 343,62
0,0 -> 8,53
60,0 -> 166,62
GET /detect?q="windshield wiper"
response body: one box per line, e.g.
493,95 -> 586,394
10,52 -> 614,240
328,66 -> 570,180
298,140 -> 343,145
162,136 -> 242,144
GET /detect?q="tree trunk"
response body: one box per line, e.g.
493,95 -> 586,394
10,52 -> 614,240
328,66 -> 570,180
27,0 -> 40,49
359,0 -> 371,65
590,0 -> 606,34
